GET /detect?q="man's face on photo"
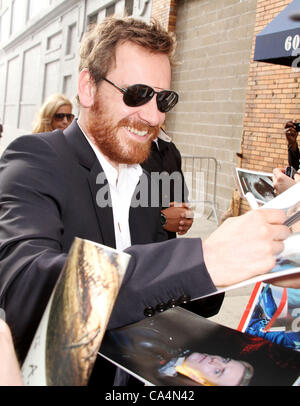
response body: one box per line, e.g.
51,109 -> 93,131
183,352 -> 247,386
86,41 -> 172,165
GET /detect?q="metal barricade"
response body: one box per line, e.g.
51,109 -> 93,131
181,155 -> 219,224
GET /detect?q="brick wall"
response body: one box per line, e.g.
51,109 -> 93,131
240,0 -> 299,213
152,0 -> 176,31
164,0 -> 257,217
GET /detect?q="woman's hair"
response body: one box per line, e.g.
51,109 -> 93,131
78,16 -> 177,89
32,93 -> 73,133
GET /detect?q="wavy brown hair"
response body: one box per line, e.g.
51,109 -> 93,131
79,17 -> 177,89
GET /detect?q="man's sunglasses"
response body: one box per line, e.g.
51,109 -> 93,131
102,78 -> 179,113
54,113 -> 74,122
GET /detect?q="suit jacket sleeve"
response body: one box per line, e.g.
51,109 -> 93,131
288,145 -> 300,170
110,237 -> 216,329
0,135 -> 69,361
0,135 -> 216,362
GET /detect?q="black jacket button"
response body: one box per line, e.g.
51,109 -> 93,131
144,306 -> 155,317
179,294 -> 191,304
167,299 -> 177,308
156,303 -> 167,312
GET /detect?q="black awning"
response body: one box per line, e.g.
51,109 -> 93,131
254,0 -> 300,66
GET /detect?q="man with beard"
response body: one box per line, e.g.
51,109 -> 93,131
0,17 -> 292,385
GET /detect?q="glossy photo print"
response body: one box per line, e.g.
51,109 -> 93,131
235,168 -> 275,204
22,238 -> 129,386
238,282 -> 300,353
100,307 -> 300,386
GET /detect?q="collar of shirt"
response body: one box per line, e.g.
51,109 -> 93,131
158,128 -> 171,143
78,122 -> 142,251
153,128 -> 172,151
153,138 -> 159,151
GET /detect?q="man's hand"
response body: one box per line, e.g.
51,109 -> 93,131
162,202 -> 194,235
202,209 -> 290,287
285,121 -> 298,151
273,167 -> 296,195
0,319 -> 23,386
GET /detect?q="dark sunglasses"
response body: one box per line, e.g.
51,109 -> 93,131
54,113 -> 74,122
102,77 -> 179,113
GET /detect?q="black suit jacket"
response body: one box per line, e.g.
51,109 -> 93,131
141,138 -> 188,240
0,120 -> 216,364
141,137 -> 188,205
288,144 -> 300,171
141,136 -> 224,317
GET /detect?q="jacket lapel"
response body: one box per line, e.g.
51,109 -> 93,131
88,162 -> 116,248
64,120 -> 116,248
129,171 -> 152,245
129,204 -> 146,245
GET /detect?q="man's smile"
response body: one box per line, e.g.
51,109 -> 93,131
123,125 -> 151,141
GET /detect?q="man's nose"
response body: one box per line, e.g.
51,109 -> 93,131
137,96 -> 165,127
209,357 -> 222,366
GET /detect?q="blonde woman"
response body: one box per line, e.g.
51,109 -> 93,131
32,93 -> 74,133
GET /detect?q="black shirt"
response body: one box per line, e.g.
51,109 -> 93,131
288,144 -> 300,170
141,138 -> 188,239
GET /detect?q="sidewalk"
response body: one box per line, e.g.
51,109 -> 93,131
180,214 -> 253,331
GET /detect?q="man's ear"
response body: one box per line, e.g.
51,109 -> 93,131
78,69 -> 96,107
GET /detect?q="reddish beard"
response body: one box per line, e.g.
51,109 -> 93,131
86,99 -> 159,165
